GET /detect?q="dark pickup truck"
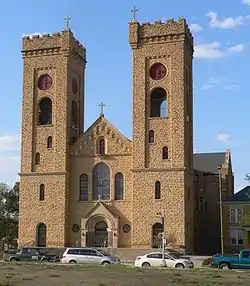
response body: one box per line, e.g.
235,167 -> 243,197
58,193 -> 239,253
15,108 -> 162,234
211,249 -> 250,270
4,247 -> 59,263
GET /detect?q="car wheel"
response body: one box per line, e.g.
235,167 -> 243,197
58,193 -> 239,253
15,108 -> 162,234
102,261 -> 110,266
142,262 -> 151,268
175,263 -> 185,268
219,263 -> 230,270
41,258 -> 49,263
9,257 -> 17,262
69,260 -> 77,264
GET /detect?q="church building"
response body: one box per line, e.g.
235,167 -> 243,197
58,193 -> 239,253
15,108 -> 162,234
18,14 -> 234,254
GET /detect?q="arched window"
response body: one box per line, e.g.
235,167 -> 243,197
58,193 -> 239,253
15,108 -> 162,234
37,223 -> 46,247
39,184 -> 45,201
79,174 -> 88,201
47,136 -> 52,148
71,101 -> 78,128
35,152 -> 40,165
149,130 -> 154,143
115,172 -> 124,200
155,181 -> 161,199
150,87 -> 168,118
97,138 -> 105,155
152,223 -> 164,248
162,146 -> 168,160
92,163 -> 110,200
38,97 -> 52,125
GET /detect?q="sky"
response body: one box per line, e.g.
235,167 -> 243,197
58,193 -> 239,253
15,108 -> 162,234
0,0 -> 249,191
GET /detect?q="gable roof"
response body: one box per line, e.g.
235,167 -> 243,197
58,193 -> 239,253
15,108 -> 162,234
70,114 -> 132,155
223,186 -> 250,203
84,114 -> 131,142
193,152 -> 226,174
84,200 -> 118,219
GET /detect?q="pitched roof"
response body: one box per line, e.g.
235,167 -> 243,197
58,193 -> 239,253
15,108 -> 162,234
223,186 -> 250,203
84,114 -> 131,142
193,152 -> 226,174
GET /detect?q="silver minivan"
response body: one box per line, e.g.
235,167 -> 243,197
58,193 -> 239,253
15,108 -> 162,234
61,247 -> 120,265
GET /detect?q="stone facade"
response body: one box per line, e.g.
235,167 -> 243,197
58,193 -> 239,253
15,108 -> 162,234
18,18 -> 234,254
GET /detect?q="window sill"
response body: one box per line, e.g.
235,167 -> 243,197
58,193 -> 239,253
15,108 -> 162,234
148,117 -> 168,120
37,124 -> 53,127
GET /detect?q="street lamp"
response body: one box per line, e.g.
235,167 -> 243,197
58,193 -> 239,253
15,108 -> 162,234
217,164 -> 224,255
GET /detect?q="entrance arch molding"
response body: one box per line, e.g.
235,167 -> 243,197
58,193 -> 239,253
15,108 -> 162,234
85,214 -> 114,231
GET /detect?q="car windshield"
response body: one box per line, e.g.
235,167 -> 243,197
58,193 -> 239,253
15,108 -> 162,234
169,253 -> 181,259
97,249 -> 111,256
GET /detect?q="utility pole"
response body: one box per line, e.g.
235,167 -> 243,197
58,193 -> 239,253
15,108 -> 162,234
217,164 -> 224,255
160,210 -> 166,267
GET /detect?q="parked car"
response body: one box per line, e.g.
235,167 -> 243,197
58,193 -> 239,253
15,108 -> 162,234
4,247 -> 59,262
61,247 -> 120,265
211,249 -> 250,270
134,252 -> 194,268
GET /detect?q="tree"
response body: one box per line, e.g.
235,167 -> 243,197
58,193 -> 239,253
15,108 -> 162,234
245,173 -> 250,183
0,182 -> 19,242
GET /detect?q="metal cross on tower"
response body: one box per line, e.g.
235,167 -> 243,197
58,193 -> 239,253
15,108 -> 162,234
131,6 -> 139,22
64,16 -> 71,29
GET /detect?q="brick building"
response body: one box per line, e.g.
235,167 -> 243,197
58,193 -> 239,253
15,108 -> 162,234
18,16 -> 234,254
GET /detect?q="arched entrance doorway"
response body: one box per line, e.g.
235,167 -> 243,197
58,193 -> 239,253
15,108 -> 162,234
152,223 -> 163,248
93,221 -> 108,247
37,223 -> 47,247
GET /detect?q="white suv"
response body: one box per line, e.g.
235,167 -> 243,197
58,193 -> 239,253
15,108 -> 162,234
61,247 -> 120,265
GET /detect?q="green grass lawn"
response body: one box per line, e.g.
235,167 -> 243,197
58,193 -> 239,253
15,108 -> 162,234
0,262 -> 250,286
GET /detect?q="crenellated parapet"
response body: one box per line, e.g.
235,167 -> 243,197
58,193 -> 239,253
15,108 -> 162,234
22,29 -> 86,64
129,17 -> 193,49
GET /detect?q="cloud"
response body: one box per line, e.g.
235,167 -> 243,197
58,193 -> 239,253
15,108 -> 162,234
200,76 -> 240,91
227,44 -> 245,53
216,133 -> 233,145
190,23 -> 203,33
243,0 -> 250,5
0,135 -> 21,153
194,42 -> 245,59
0,156 -> 20,187
206,12 -> 250,29
194,42 -> 225,59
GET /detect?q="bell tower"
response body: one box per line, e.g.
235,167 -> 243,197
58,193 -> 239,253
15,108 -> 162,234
18,23 -> 86,247
129,17 -> 193,170
129,15 -> 194,251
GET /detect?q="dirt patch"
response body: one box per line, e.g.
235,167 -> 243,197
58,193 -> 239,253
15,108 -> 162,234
0,262 -> 250,285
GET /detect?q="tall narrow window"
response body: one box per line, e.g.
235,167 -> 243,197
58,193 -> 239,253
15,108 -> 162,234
155,181 -> 161,199
115,172 -> 124,200
47,136 -> 52,148
98,138 -> 105,155
39,184 -> 45,201
92,163 -> 110,200
79,174 -> 88,201
37,223 -> 47,247
149,130 -> 154,143
35,152 -> 40,165
162,146 -> 168,159
38,97 -> 52,125
150,87 -> 168,118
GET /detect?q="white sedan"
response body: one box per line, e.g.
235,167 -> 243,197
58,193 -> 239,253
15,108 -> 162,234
134,252 -> 194,268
